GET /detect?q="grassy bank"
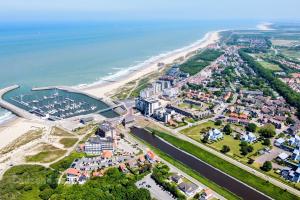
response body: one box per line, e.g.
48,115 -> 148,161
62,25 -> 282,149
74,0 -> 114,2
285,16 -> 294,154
129,133 -> 241,200
151,130 -> 299,200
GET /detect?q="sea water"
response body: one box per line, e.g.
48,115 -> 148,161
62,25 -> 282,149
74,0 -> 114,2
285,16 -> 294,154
0,20 -> 259,121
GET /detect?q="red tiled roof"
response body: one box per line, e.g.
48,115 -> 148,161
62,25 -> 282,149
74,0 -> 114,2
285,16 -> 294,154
66,168 -> 80,176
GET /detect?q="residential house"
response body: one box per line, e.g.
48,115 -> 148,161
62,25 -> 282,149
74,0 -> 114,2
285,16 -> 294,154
200,188 -> 214,200
275,138 -> 285,147
145,151 -> 156,163
208,129 -> 223,141
292,148 -> 300,161
241,132 -> 257,143
178,182 -> 199,197
66,168 -> 81,184
170,173 -> 183,184
289,135 -> 300,147
277,152 -> 289,161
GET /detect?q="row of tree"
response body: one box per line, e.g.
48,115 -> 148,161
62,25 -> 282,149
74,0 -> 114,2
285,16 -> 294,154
239,49 -> 300,118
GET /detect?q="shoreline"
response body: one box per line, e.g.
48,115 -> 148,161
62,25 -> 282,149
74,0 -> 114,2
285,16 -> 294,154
80,31 -> 220,98
0,30 -> 221,124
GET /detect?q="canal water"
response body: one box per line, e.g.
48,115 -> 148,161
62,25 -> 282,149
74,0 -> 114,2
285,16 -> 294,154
130,127 -> 271,200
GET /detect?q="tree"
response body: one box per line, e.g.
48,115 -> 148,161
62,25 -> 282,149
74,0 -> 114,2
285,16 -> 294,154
246,123 -> 257,132
221,145 -> 230,153
263,138 -> 271,146
202,134 -> 209,143
247,145 -> 254,153
240,146 -> 249,156
214,120 -> 222,126
223,124 -> 232,135
259,124 -> 276,138
261,161 -> 272,172
286,117 -> 295,125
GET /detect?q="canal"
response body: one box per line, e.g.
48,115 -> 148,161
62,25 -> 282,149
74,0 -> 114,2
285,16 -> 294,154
131,127 -> 271,200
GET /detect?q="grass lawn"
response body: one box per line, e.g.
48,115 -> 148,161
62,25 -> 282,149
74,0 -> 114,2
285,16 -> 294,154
209,135 -> 264,162
25,144 -> 67,163
178,103 -> 201,111
152,129 -> 299,200
59,138 -> 78,148
180,121 -> 222,136
258,61 -> 282,71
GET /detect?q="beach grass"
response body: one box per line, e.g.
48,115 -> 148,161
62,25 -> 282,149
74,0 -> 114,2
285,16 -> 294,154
0,129 -> 43,155
59,138 -> 78,148
25,144 -> 66,163
50,127 -> 74,137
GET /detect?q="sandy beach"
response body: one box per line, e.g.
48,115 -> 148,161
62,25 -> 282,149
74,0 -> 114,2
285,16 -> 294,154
80,31 -> 220,98
0,118 -> 45,150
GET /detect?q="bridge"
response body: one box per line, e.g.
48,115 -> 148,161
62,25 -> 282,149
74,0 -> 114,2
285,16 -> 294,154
98,104 -> 124,114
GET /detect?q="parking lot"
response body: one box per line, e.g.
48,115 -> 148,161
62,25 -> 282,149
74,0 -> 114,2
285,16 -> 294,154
136,174 -> 175,200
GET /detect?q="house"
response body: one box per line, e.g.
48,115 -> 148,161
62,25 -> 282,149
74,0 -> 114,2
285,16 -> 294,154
277,152 -> 289,161
170,173 -> 183,184
200,188 -> 214,200
292,148 -> 300,161
268,119 -> 282,129
208,129 -> 223,141
102,150 -> 113,159
127,159 -> 138,169
275,138 -> 285,147
66,168 -> 81,184
178,182 -> 199,197
138,155 -> 146,163
241,132 -> 257,143
289,135 -> 300,147
145,150 -> 156,162
283,167 -> 300,183
227,117 -> 239,124
119,163 -> 128,173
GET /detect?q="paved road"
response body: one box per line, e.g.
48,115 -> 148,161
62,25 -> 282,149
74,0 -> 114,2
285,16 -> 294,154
145,117 -> 300,197
131,127 -> 271,200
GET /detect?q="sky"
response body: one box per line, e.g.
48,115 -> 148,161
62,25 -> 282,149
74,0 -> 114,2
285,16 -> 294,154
0,0 -> 300,22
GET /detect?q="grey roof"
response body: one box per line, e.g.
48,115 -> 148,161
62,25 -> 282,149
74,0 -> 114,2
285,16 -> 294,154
178,182 -> 198,193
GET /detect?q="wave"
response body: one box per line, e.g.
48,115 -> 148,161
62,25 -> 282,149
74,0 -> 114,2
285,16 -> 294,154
76,31 -> 214,89
0,108 -> 16,125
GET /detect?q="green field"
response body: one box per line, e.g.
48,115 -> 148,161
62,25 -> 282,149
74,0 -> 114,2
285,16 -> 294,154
258,61 -> 282,71
151,129 -> 299,200
180,121 -> 222,136
178,102 -> 201,111
59,138 -> 78,148
181,122 -> 262,162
